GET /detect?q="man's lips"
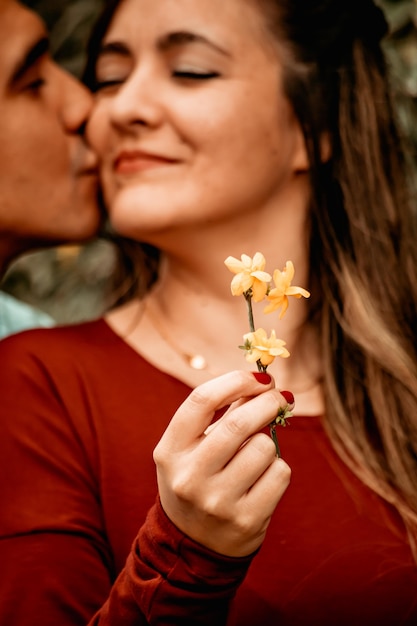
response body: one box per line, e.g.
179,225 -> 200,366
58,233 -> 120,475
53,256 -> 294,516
73,147 -> 99,177
78,166 -> 99,177
114,150 -> 179,174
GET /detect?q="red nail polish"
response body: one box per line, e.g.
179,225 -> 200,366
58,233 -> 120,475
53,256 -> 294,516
252,372 -> 272,385
281,390 -> 294,405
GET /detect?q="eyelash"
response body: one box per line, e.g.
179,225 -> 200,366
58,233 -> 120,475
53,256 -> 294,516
25,77 -> 46,92
173,70 -> 219,80
93,79 -> 124,93
93,70 -> 219,92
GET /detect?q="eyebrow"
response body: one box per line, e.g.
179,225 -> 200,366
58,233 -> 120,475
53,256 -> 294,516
11,36 -> 50,84
157,31 -> 230,57
96,41 -> 131,59
97,30 -> 230,60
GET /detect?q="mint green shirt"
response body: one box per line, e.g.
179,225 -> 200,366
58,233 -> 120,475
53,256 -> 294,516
0,292 -> 54,339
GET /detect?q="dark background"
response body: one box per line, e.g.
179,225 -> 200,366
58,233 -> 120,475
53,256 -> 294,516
2,0 -> 417,323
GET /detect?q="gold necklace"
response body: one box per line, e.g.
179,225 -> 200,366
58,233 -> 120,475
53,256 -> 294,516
143,299 -> 323,393
144,300 -> 222,376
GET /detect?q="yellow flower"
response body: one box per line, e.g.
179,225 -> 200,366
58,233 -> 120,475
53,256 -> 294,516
263,261 -> 310,318
224,252 -> 271,302
242,328 -> 290,367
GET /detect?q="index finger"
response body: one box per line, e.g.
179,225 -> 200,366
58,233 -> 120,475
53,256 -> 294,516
159,370 -> 274,449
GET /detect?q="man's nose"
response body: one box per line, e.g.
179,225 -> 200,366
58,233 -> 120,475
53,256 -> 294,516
59,67 -> 94,134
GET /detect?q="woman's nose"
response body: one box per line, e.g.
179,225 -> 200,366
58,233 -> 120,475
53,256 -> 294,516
107,67 -> 165,132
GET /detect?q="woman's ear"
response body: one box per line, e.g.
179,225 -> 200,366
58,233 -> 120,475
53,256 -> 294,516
291,118 -> 309,173
319,131 -> 332,163
293,128 -> 332,172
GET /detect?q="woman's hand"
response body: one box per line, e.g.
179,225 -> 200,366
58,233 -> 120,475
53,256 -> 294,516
153,371 -> 292,557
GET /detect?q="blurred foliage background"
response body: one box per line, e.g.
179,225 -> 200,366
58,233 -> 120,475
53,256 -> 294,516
1,0 -> 417,324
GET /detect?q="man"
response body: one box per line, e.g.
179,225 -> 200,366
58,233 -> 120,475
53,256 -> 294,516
0,0 -> 100,276
0,0 -> 101,335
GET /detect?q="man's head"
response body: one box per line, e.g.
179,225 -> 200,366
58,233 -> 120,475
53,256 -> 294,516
0,0 -> 101,273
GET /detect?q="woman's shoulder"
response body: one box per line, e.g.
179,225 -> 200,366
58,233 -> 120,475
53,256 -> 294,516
0,317 -> 109,362
0,317 -> 140,389
0,315 -> 187,391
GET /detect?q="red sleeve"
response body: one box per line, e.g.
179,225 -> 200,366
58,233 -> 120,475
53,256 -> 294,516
90,499 -> 254,626
0,331 -> 253,625
0,332 -> 114,625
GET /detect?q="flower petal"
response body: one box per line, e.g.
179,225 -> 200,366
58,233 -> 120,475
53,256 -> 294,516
251,280 -> 269,302
224,256 -> 244,274
283,260 -> 295,282
263,291 -> 285,314
251,271 -> 272,282
286,286 -> 311,298
252,252 -> 267,270
241,254 -> 253,268
230,273 -> 246,295
278,297 -> 289,319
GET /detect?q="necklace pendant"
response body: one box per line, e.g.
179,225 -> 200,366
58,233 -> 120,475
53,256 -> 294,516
188,354 -> 207,371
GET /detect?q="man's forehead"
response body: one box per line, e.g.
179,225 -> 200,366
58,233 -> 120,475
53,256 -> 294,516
0,0 -> 47,86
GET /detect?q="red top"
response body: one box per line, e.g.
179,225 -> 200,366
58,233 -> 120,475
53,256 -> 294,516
0,319 -> 416,625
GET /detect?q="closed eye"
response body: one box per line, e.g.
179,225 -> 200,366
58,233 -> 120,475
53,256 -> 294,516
24,77 -> 46,92
173,70 -> 219,80
93,78 -> 125,93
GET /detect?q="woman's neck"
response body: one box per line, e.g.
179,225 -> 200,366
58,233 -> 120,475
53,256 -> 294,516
106,175 -> 324,414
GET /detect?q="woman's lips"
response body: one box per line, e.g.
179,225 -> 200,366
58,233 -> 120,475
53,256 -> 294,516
114,151 -> 178,174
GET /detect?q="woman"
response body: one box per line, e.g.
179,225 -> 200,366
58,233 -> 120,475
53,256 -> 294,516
1,0 -> 417,624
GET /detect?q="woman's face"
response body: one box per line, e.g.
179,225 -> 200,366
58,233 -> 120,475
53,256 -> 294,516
87,0 -> 307,242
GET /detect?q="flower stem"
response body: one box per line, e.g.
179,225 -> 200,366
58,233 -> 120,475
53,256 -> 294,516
244,291 -> 266,372
244,292 -> 255,332
269,423 -> 281,458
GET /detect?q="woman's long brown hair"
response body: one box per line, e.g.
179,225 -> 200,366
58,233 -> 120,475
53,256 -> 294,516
267,0 -> 417,557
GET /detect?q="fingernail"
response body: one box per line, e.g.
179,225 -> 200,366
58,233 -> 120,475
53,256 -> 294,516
281,390 -> 295,405
252,372 -> 272,385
